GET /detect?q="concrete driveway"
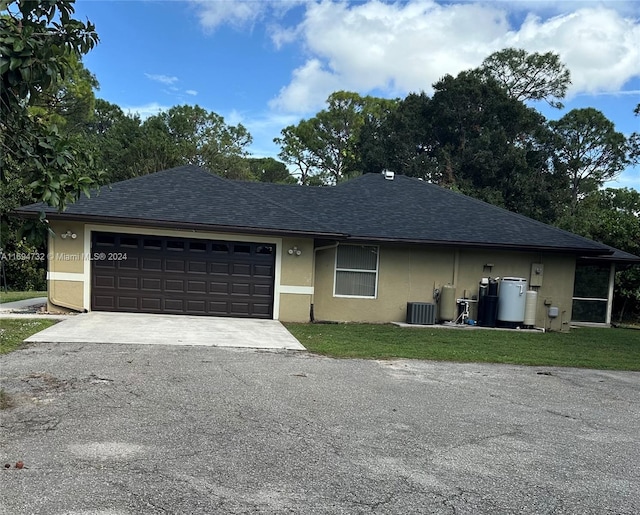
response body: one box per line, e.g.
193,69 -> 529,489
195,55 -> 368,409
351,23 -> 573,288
1,342 -> 639,514
23,311 -> 305,350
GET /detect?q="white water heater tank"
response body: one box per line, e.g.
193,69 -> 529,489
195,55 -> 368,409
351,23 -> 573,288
497,277 -> 527,323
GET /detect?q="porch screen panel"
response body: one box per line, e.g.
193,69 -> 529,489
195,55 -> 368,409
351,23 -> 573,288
572,264 -> 610,323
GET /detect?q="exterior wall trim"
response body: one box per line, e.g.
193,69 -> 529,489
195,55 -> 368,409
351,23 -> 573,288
82,223 -> 283,319
47,272 -> 84,282
280,285 -> 314,295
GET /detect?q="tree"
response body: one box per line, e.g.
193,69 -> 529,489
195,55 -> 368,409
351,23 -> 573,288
359,92 -> 431,177
0,0 -> 99,210
430,72 -> 560,217
247,157 -> 296,184
85,100 -> 146,182
628,103 -> 640,165
479,47 -> 571,108
274,121 -> 322,185
550,108 -> 629,219
275,91 -> 397,185
85,103 -> 254,183
359,71 -> 564,220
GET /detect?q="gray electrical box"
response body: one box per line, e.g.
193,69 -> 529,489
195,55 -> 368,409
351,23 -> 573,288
530,263 -> 544,287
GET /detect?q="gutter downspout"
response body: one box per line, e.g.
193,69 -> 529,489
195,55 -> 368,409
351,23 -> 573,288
453,249 -> 460,287
310,242 -> 339,322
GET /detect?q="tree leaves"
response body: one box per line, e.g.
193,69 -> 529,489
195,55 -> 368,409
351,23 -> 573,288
1,0 -> 100,212
480,47 -> 571,109
550,108 -> 629,216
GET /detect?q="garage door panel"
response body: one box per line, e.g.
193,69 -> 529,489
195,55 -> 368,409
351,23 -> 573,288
141,277 -> 162,291
92,233 -> 274,318
141,258 -> 162,271
252,303 -> 271,316
118,277 -> 139,290
140,297 -> 161,310
95,275 -> 115,288
93,295 -> 115,309
210,262 -> 229,275
231,263 -> 251,276
253,284 -> 272,297
118,297 -> 139,310
165,279 -> 185,292
210,281 -> 229,294
230,302 -> 251,315
187,280 -> 207,293
231,283 -> 250,295
208,301 -> 230,315
189,260 -> 207,273
186,300 -> 206,313
164,298 -> 185,312
166,259 -> 186,272
94,259 -> 115,269
254,264 -> 273,277
119,257 -> 139,269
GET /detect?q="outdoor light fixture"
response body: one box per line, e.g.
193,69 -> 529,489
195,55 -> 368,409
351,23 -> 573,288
60,230 -> 77,239
288,246 -> 302,256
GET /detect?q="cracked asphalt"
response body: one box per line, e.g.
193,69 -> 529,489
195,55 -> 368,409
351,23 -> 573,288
1,342 -> 639,514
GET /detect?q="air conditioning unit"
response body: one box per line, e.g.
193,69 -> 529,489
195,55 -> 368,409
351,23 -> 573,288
406,302 -> 436,325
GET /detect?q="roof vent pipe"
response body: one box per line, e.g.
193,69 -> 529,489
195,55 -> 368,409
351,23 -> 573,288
382,169 -> 395,180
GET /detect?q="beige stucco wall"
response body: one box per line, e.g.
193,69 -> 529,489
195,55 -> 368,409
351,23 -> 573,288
45,222 -> 316,321
47,279 -> 84,313
47,221 -> 86,311
48,221 -> 86,274
313,244 -> 576,331
278,237 -> 314,322
45,222 -> 576,329
280,237 -> 314,287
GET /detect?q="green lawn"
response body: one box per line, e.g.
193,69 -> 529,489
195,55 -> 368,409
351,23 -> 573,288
0,291 -> 47,304
0,319 -> 57,354
285,323 -> 640,371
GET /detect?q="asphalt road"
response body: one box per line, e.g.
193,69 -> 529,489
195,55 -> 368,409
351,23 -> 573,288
1,342 -> 639,514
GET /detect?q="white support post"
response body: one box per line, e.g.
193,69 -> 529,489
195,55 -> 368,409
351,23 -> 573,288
606,262 -> 615,325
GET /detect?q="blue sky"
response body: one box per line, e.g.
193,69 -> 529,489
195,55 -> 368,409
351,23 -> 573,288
74,0 -> 640,190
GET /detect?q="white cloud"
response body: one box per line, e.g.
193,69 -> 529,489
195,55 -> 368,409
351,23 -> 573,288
269,59 -> 343,112
144,73 -> 179,85
190,0 -> 266,31
185,90 -> 198,96
503,7 -> 640,98
121,102 -> 171,120
267,0 -> 640,114
190,0 -> 307,32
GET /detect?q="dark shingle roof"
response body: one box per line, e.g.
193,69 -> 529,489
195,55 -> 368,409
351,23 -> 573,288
17,165 -> 631,258
18,166 -> 342,237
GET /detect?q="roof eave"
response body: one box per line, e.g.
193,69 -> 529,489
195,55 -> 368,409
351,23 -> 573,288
13,209 -> 613,256
342,235 -> 612,256
14,211 -> 347,240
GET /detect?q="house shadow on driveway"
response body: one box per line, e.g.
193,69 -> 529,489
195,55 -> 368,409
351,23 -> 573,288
24,311 -> 306,350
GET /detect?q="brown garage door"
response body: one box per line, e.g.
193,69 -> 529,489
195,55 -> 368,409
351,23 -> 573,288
91,232 -> 275,318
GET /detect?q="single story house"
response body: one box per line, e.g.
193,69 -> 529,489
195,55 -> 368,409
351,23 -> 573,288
17,165 -> 640,331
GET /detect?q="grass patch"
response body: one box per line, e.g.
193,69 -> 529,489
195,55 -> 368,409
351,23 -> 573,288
0,291 -> 46,304
285,323 -> 640,371
0,319 -> 57,355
